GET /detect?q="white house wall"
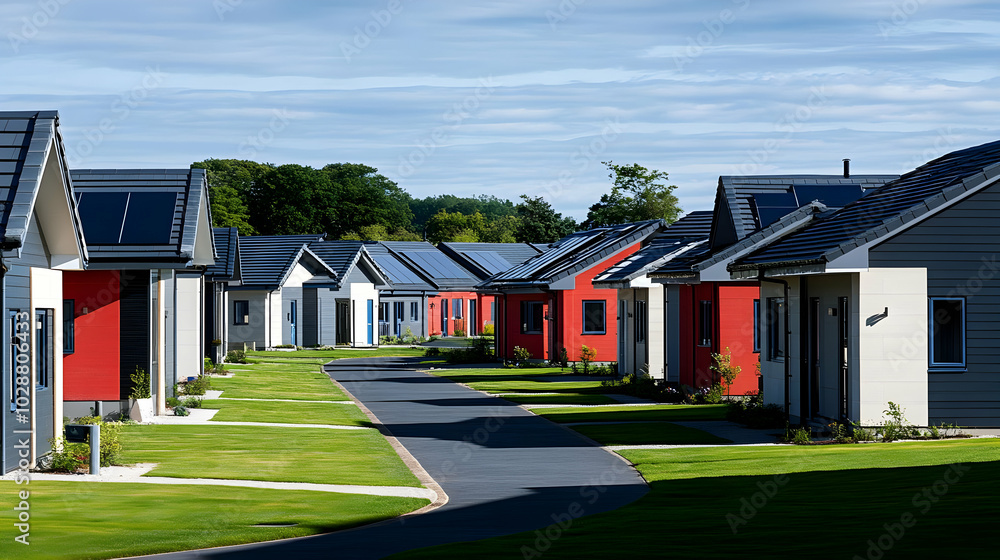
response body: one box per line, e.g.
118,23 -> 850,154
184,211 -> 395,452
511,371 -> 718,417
857,268 -> 928,426
174,273 -> 204,383
268,289 -> 283,348
648,284 -> 665,380
30,267 -> 63,466
349,280 -> 379,347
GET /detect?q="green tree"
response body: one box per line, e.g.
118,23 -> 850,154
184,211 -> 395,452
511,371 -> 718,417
322,163 -> 413,238
515,195 -> 577,243
247,164 -> 334,235
479,214 -> 521,243
192,159 -> 270,235
582,161 -> 681,229
425,210 -> 487,244
340,224 -> 421,241
409,194 -> 517,232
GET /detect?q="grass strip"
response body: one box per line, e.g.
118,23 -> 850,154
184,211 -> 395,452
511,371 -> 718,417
203,399 -> 372,426
570,422 -> 731,445
535,404 -> 728,423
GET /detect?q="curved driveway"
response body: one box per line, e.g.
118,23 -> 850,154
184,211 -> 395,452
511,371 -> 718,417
147,357 -> 648,559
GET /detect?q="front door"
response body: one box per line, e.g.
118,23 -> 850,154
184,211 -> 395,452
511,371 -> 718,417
468,302 -> 477,337
838,297 -> 850,421
441,299 -> 448,337
367,299 -> 374,345
336,300 -> 350,345
806,298 -> 820,419
289,300 -> 297,346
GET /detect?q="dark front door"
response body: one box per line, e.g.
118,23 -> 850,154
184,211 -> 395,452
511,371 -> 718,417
838,297 -> 850,421
808,298 -> 821,419
468,303 -> 477,337
336,301 -> 350,345
441,299 -> 448,337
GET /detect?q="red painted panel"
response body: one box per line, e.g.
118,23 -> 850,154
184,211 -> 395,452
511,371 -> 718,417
718,284 -> 761,395
62,270 -> 121,401
692,283 -> 715,388
501,293 -> 548,360
426,291 -> 493,336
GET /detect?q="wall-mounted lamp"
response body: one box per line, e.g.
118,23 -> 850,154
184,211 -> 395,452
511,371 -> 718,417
82,307 -> 89,315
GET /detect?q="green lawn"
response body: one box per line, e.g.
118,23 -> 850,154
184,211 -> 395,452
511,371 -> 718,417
535,404 -> 728,423
501,393 -> 619,405
428,368 -> 609,395
570,422 -> 732,446
204,399 -> 372,427
211,368 -> 350,401
122,424 -> 421,487
247,347 -> 426,360
0,481 -> 426,560
392,439 -> 1000,559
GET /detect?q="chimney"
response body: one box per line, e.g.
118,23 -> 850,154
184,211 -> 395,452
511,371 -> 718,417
843,158 -> 851,178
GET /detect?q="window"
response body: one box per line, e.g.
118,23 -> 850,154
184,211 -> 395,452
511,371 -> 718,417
753,299 -> 761,353
767,298 -> 786,361
490,301 -> 495,322
63,299 -> 75,354
634,300 -> 647,343
930,298 -> 965,369
698,301 -> 712,346
379,302 -> 390,322
410,301 -> 419,322
520,301 -> 544,334
582,300 -> 606,334
234,300 -> 250,325
452,298 -> 463,319
35,309 -> 53,389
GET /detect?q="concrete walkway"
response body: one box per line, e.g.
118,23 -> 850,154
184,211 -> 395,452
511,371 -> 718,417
145,356 -> 648,559
146,408 -> 372,430
8,464 -> 436,499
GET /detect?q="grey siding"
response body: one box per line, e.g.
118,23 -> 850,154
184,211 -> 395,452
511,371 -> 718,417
3,217 -> 53,471
870,181 -> 1000,426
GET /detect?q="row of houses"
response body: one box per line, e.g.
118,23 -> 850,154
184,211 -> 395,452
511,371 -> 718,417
4,109 -> 1000,475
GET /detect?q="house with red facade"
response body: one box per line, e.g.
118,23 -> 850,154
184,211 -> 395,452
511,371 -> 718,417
482,220 -> 664,364
63,168 -> 216,419
643,174 -> 897,396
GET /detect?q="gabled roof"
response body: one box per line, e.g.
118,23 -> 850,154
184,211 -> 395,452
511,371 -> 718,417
307,240 -> 390,289
593,211 -> 713,287
437,242 -> 543,280
381,241 -> 480,291
710,174 -> 897,250
0,110 -> 87,264
237,234 -> 328,289
72,168 -> 214,268
362,242 -> 436,293
205,227 -> 241,283
732,140 -> 1000,272
483,220 -> 663,290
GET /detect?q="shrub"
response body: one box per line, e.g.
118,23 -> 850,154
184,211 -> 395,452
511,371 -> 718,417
710,348 -> 741,396
580,345 -> 597,375
182,397 -> 203,409
77,416 -> 125,467
851,423 -> 877,442
829,421 -> 855,444
481,323 -> 495,336
453,328 -> 466,337
174,405 -> 190,417
129,366 -> 151,400
204,357 -> 215,372
879,401 -> 919,442
558,347 -> 569,369
225,349 -> 247,364
786,426 -> 812,444
46,437 -> 89,473
513,346 -> 531,366
725,392 -> 785,428
166,396 -> 181,408
184,375 -> 211,396
424,347 -> 442,357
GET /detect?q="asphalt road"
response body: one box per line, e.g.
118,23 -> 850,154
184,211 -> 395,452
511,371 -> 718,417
142,356 -> 648,559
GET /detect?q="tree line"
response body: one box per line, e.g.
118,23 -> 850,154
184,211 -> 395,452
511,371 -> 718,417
194,159 -> 681,243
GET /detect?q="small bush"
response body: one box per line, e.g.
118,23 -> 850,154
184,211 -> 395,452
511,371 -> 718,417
225,349 -> 247,364
829,422 -> 855,444
46,437 -> 89,472
513,346 -> 531,366
424,347 -> 442,357
558,347 -> 569,368
174,405 -> 190,417
184,375 -> 212,396
725,392 -> 785,428
129,366 -> 150,400
785,426 -> 812,444
580,345 -> 597,375
879,401 -> 919,442
77,416 -> 125,467
204,357 -> 214,372
710,348 -> 741,396
182,397 -> 203,409
481,323 -> 495,336
166,396 -> 181,408
453,328 -> 466,337
852,424 -> 877,442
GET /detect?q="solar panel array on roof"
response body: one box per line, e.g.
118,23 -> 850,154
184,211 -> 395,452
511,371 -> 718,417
460,251 -> 512,275
373,253 -> 426,285
76,191 -> 177,245
401,250 -> 472,279
792,184 -> 865,208
750,192 -> 798,228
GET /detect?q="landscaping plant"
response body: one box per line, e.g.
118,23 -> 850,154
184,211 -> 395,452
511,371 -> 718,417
513,345 -> 531,366
78,416 -> 125,467
580,345 -> 597,375
129,366 -> 151,400
709,347 -> 741,397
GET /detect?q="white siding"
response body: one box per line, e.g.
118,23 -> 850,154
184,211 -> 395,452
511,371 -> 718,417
174,273 -> 204,383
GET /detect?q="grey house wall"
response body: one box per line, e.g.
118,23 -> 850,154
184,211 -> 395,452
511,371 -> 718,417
3,217 -> 53,472
869,181 -> 1000,427
379,295 -> 425,338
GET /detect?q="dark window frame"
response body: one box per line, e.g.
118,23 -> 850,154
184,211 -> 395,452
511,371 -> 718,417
520,301 -> 544,334
63,299 -> 75,354
410,301 -> 419,322
35,308 -> 53,389
582,300 -> 606,335
767,297 -> 786,361
234,300 -> 250,325
634,300 -> 647,343
752,299 -> 761,353
929,297 -> 966,371
698,300 -> 713,347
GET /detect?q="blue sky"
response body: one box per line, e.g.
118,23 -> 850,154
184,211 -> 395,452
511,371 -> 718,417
3,0 -> 998,220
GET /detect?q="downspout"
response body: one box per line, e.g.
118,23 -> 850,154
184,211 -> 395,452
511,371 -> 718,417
758,275 -> 791,422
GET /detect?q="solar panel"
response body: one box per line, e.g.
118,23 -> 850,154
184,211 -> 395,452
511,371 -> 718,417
77,192 -> 129,244
462,251 -> 512,274
792,184 -> 864,208
373,254 -> 425,284
751,192 -> 798,228
402,251 -> 471,279
120,192 -> 177,244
